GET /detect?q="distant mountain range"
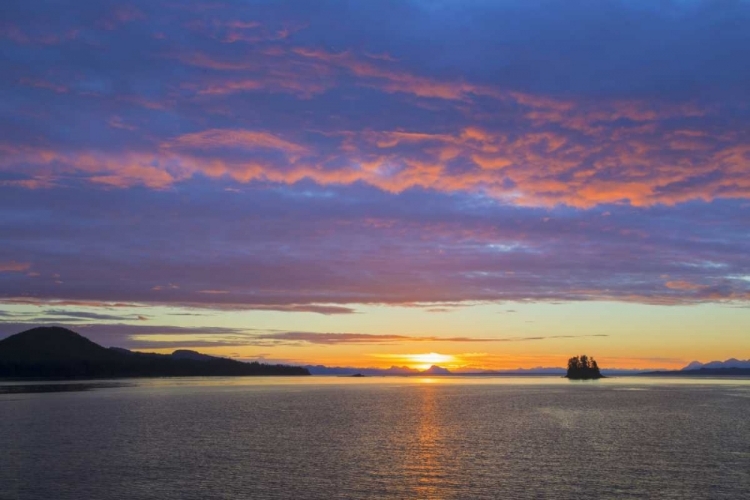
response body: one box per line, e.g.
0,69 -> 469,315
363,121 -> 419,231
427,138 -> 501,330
640,358 -> 750,377
0,327 -> 309,378
308,363 -> 749,377
4,327 -> 745,379
306,365 -> 647,377
681,358 -> 750,371
305,364 -> 453,376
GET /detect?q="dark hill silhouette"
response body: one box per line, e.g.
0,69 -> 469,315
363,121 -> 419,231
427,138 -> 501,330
565,354 -> 604,380
0,327 -> 309,378
170,349 -> 217,361
0,326 -> 118,364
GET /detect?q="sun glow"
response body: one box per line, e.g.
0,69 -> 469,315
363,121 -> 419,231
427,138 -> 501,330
371,352 -> 459,370
406,352 -> 456,370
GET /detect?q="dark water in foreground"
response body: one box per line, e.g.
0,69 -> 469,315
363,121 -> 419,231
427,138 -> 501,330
1,377 -> 749,500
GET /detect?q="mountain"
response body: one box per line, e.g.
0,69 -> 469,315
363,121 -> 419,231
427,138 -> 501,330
645,357 -> 750,377
170,349 -> 218,362
422,365 -> 451,375
682,360 -> 705,371
306,363 -> 670,377
307,363 -> 655,377
681,358 -> 750,371
0,327 -> 309,378
305,364 -> 446,376
646,367 -> 750,377
312,364 -> 561,376
0,326 -> 119,365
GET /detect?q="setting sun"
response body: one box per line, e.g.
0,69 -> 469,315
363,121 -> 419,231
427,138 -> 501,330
405,352 -> 456,370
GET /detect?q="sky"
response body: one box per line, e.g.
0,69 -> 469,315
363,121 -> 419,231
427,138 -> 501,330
1,0 -> 749,371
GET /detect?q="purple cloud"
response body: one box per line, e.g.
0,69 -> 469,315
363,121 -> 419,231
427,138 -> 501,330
0,321 -> 608,349
1,1 -> 749,313
1,1 -> 749,206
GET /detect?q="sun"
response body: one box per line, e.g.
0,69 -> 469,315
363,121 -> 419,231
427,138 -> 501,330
406,352 -> 455,370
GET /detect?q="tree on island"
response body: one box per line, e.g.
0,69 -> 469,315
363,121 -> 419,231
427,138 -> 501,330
566,354 -> 603,379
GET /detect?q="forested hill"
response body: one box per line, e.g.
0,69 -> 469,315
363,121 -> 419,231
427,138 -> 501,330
0,327 -> 309,378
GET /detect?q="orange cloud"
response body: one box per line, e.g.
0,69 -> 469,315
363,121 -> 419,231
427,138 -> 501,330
3,115 -> 749,209
193,77 -> 330,97
162,129 -> 308,155
291,46 -> 505,101
4,39 -> 748,207
0,261 -> 31,272
665,280 -> 708,291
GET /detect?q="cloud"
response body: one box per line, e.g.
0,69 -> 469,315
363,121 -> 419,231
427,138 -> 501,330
162,129 -> 308,156
1,0 -> 750,313
279,305 -> 355,315
0,298 -> 143,308
0,322 -> 254,349
1,185 -> 749,309
153,284 -> 179,291
7,115 -> 748,207
1,1 -> 749,208
290,46 -> 502,100
253,332 -> 609,346
0,309 -> 150,323
0,321 -> 607,350
42,309 -> 150,321
0,297 -> 356,315
664,280 -> 708,291
17,77 -> 68,93
0,261 -> 30,272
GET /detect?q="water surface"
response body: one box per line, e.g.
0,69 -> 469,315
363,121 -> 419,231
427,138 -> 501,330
1,376 -> 748,499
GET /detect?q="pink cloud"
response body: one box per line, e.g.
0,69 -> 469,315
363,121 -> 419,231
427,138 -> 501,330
96,5 -> 146,30
162,129 -> 308,155
3,30 -> 748,208
3,120 -> 749,207
17,77 -> 68,93
0,261 -> 31,273
665,280 -> 709,291
1,25 -> 79,45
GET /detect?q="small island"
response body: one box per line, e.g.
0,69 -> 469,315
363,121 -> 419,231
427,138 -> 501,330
566,354 -> 604,380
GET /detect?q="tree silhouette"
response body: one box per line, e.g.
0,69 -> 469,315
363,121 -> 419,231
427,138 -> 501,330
566,354 -> 603,379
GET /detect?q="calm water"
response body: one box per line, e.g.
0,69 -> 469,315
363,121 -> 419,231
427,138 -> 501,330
1,377 -> 749,500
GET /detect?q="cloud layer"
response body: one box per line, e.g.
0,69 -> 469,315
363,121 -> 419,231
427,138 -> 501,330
1,0 -> 749,206
0,319 -> 608,350
1,184 -> 749,308
1,0 -> 750,314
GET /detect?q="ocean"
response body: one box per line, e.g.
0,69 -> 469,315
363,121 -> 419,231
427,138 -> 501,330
1,376 -> 748,499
